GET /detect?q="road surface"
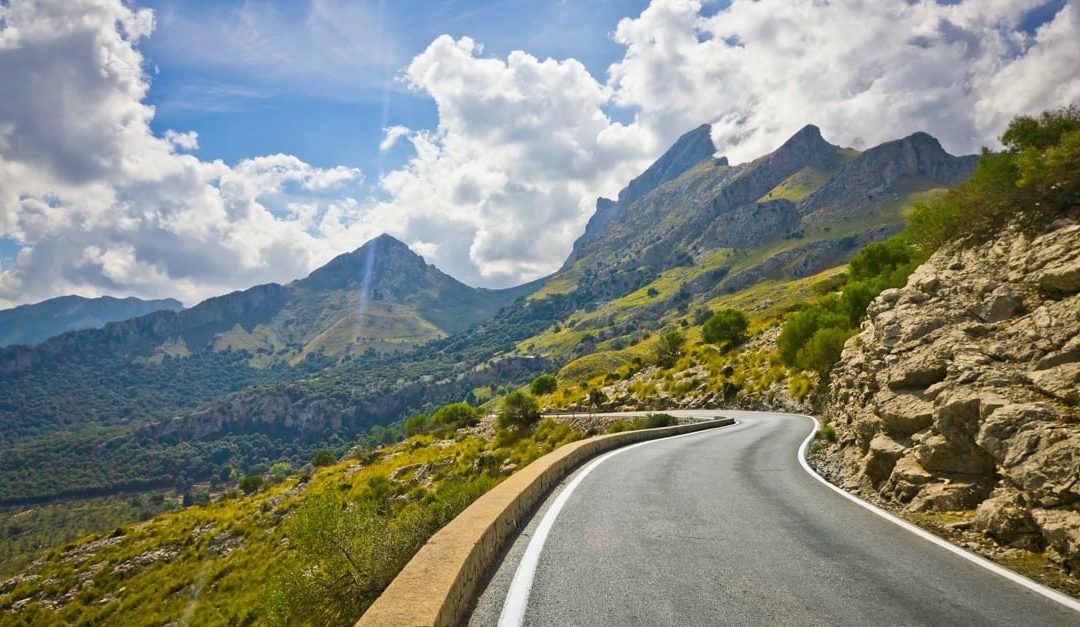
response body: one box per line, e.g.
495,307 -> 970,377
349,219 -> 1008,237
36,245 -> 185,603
470,410 -> 1080,626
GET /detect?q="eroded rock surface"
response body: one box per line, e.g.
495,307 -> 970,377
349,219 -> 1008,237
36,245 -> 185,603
816,223 -> 1080,570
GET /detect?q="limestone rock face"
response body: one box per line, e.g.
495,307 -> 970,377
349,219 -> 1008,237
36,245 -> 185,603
817,223 -> 1080,568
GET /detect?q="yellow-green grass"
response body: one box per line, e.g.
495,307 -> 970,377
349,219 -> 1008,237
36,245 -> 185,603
759,166 -> 832,203
1,423 -> 596,625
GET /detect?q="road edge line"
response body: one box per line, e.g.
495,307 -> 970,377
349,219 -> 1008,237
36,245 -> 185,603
796,414 -> 1080,613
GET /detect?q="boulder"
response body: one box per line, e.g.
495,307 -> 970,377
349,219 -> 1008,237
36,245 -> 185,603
908,481 -> 990,512
864,434 -> 907,483
913,434 -> 996,475
971,286 -> 1022,322
1032,509 -> 1080,569
1028,363 -> 1080,405
875,391 -> 933,434
975,403 -> 1054,463
973,491 -> 1042,550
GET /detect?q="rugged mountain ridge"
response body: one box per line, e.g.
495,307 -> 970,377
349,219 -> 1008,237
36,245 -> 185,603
552,124 -> 976,328
0,295 -> 184,347
814,222 -> 1080,570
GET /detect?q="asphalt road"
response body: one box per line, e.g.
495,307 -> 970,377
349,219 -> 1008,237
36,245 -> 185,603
470,410 -> 1080,626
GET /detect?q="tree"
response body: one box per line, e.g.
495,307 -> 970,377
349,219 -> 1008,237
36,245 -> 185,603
654,330 -> 685,368
268,461 -> 293,483
404,413 -> 429,437
529,374 -> 558,396
777,304 -> 848,367
430,403 -> 480,430
497,391 -> 540,430
311,449 -> 336,467
239,475 -> 264,495
702,309 -> 749,346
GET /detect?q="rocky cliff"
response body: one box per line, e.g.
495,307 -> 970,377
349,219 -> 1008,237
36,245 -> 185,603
814,221 -> 1080,572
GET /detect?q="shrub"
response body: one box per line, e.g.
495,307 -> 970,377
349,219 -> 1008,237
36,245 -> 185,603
403,413 -> 429,437
906,106 -> 1080,247
819,425 -> 837,442
268,462 -> 292,483
238,475 -> 264,495
794,327 -> 851,377
529,374 -> 558,396
497,391 -> 541,430
654,330 -> 685,368
702,308 -> 749,346
638,413 -> 677,428
777,305 -> 848,367
430,403 -> 480,431
310,449 -> 336,467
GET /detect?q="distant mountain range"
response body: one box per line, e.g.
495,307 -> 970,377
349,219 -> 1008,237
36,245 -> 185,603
0,295 -> 184,347
0,121 -> 978,504
1,234 -> 536,374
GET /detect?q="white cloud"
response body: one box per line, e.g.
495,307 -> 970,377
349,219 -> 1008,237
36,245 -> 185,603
0,0 -> 362,308
164,129 -> 199,151
379,125 -> 411,152
609,0 -> 1080,162
1,0 -> 1077,307
365,35 -> 655,285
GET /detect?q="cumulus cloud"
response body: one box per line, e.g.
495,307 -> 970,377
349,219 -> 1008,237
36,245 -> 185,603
0,0 -> 362,308
367,35 -> 655,285
609,0 -> 1080,162
1,0 -> 1077,306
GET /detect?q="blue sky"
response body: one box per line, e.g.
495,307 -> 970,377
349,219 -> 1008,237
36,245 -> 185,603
141,0 -> 655,177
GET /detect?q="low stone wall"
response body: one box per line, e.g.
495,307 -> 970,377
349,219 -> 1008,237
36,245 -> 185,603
357,417 -> 734,626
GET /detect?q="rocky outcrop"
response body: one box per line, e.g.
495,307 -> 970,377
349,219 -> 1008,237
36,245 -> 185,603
816,222 -> 1080,570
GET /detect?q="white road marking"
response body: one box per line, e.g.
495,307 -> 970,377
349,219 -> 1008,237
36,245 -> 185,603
796,414 -> 1080,614
497,422 -> 737,627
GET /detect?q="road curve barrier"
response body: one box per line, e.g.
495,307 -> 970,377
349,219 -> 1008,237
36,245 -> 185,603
357,416 -> 735,626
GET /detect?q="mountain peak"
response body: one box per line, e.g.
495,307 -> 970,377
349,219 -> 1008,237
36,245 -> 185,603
358,233 -> 410,252
301,233 -> 427,292
616,123 -> 716,207
779,124 -> 828,151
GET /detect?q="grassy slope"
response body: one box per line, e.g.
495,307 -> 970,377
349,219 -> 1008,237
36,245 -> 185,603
0,422 -> 591,625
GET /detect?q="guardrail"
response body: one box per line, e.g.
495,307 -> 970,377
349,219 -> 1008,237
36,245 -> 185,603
357,417 -> 735,626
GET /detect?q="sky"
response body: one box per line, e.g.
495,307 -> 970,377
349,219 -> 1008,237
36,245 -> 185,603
0,0 -> 1077,309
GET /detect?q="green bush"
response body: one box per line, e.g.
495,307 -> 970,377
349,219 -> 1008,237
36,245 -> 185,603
907,106 -> 1080,248
819,425 -> 837,441
701,309 -> 749,347
793,327 -> 851,377
777,305 -> 848,366
654,330 -> 685,368
310,449 -> 336,467
497,391 -> 540,430
430,403 -> 480,431
238,475 -> 264,495
529,374 -> 558,396
403,413 -> 429,437
638,413 -> 677,429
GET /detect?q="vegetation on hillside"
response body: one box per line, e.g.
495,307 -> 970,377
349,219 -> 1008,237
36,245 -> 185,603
908,106 -> 1079,248
2,401 -> 700,625
781,106 -> 1080,382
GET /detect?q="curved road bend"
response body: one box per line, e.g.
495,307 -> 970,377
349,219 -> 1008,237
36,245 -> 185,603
470,410 -> 1080,626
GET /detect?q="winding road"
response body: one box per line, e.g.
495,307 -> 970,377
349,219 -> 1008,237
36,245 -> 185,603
469,410 -> 1080,626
